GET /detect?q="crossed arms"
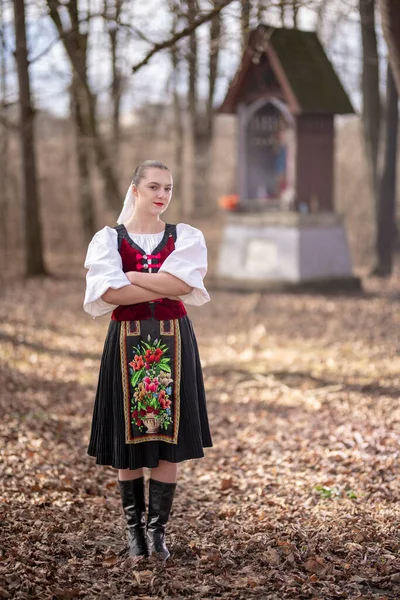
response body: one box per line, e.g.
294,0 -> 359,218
101,271 -> 194,305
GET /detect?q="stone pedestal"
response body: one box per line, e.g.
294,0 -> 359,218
216,212 -> 361,291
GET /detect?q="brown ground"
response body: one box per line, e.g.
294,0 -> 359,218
1,270 -> 400,600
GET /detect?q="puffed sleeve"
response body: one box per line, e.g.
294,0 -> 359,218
158,223 -> 210,306
83,226 -> 131,318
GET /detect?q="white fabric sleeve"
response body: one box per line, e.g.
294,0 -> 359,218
83,226 -> 131,318
158,223 -> 210,306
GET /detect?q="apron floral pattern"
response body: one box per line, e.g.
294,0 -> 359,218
120,318 -> 181,444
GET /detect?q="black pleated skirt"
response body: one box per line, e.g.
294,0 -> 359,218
88,316 -> 212,469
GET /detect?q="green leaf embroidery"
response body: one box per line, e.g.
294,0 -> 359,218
131,368 -> 144,388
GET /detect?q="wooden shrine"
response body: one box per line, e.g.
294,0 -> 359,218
216,25 -> 360,289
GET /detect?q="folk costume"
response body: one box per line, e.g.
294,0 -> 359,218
83,219 -> 212,559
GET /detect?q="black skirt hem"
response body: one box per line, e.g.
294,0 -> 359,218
87,443 -> 213,470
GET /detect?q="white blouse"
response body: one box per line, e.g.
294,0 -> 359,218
83,223 -> 210,318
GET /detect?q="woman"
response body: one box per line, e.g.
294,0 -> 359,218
83,160 -> 212,560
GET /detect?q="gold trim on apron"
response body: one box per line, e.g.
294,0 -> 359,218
120,319 -> 181,444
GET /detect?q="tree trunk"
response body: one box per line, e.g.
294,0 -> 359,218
202,1 -> 223,216
169,6 -> 183,222
47,0 -> 122,212
316,0 -> 329,35
13,0 -> 46,276
0,0 -> 9,277
359,0 -> 381,196
280,0 -> 286,27
71,73 -> 96,241
293,1 -> 300,27
185,0 -> 222,216
105,0 -> 124,158
241,0 -> 250,51
379,0 -> 400,95
187,0 -> 198,153
208,2 -> 222,140
186,0 -> 207,215
374,64 -> 398,276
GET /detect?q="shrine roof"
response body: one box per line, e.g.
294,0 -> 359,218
219,25 -> 354,115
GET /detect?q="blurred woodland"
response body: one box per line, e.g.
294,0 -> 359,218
0,0 -> 400,278
1,1 -> 400,600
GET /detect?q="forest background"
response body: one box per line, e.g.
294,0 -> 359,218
1,0 -> 400,279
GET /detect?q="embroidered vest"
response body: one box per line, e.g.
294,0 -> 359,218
111,224 -> 187,322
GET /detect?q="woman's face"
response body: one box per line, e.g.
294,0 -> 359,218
133,168 -> 173,216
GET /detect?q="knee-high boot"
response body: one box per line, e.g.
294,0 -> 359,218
118,477 -> 147,557
146,479 -> 176,560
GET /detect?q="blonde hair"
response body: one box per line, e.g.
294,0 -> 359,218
132,160 -> 170,186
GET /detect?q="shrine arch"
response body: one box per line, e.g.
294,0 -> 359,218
238,97 -> 296,209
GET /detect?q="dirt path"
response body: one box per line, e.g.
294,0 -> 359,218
1,275 -> 399,599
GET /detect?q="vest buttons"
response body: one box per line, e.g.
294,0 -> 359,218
143,263 -> 149,269
143,255 -> 147,259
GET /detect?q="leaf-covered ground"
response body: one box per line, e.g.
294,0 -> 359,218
1,274 -> 400,600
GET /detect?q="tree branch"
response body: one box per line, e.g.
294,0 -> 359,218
32,10 -> 152,65
131,0 -> 235,74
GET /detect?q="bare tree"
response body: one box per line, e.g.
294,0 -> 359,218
169,1 -> 184,221
183,0 -> 224,215
0,0 -> 9,276
185,0 -> 206,214
279,0 -> 286,26
379,0 -> 400,94
131,0 -> 235,74
316,0 -> 329,35
208,0 -> 223,139
359,0 -> 381,195
241,0 -> 250,50
277,0 -> 303,28
70,76 -> 96,241
46,0 -> 122,212
292,0 -> 300,27
59,0 -> 96,241
104,0 -> 125,157
13,0 -> 46,276
374,64 -> 398,275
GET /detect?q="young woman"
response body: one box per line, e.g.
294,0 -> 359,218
83,160 -> 212,560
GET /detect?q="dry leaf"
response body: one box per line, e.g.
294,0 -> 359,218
304,558 -> 326,574
102,556 -> 118,566
220,478 -> 233,491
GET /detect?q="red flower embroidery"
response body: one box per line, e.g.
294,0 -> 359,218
144,348 -> 164,364
129,354 -> 145,371
129,337 -> 173,433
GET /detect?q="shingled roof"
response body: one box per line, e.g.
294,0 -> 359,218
220,25 -> 354,115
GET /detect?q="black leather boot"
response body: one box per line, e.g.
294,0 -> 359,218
147,479 -> 176,560
119,477 -> 147,557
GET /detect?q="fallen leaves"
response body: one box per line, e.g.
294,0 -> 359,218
1,275 -> 400,598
